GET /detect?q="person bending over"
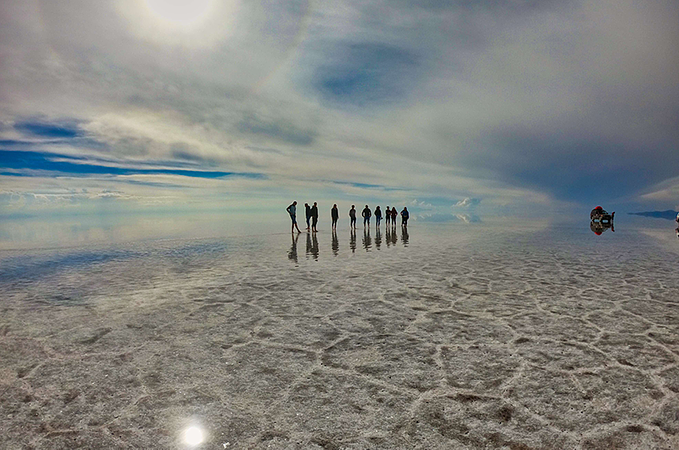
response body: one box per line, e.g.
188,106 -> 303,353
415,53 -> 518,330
287,201 -> 302,233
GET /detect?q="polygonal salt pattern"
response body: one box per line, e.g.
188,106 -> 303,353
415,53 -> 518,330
1,224 -> 678,448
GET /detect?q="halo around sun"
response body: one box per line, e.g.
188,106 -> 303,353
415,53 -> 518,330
143,0 -> 215,28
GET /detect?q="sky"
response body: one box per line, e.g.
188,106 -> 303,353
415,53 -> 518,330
1,0 -> 678,220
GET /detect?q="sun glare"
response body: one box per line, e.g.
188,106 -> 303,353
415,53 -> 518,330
183,426 -> 205,446
144,0 -> 214,27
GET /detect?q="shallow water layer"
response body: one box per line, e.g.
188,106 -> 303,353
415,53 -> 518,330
1,221 -> 678,449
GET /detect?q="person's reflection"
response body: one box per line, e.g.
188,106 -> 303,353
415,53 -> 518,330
332,229 -> 339,256
362,228 -> 372,251
311,232 -> 319,260
385,226 -> 392,247
288,232 -> 299,263
350,228 -> 357,253
401,226 -> 409,246
375,227 -> 381,250
390,227 -> 398,246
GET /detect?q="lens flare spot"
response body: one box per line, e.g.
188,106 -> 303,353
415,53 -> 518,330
183,426 -> 204,446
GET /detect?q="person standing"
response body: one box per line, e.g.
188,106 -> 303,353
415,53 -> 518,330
349,205 -> 357,229
331,204 -> 339,229
391,207 -> 398,227
375,206 -> 382,227
310,201 -> 319,232
362,205 -> 372,228
305,203 -> 311,231
385,206 -> 391,226
401,206 -> 409,227
287,201 -> 302,233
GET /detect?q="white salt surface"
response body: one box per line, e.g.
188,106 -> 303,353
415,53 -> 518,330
1,222 -> 678,449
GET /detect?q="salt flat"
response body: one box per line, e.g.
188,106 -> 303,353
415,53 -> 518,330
1,221 -> 678,449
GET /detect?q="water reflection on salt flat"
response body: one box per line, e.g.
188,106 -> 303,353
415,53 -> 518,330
287,226 -> 411,263
3,219 -> 679,449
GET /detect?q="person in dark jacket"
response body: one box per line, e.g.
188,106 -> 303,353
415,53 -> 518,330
331,204 -> 339,229
362,205 -> 372,228
310,202 -> 319,232
391,207 -> 398,227
401,207 -> 409,227
305,203 -> 311,231
385,206 -> 391,226
349,205 -> 357,229
374,206 -> 382,227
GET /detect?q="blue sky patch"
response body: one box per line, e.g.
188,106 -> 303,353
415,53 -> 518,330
313,43 -> 420,106
0,150 -> 263,179
14,120 -> 82,139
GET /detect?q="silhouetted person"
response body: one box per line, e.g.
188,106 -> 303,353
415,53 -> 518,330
331,204 -> 339,229
375,227 -> 381,250
363,228 -> 372,251
350,228 -> 357,253
287,201 -> 301,233
375,206 -> 382,227
362,205 -> 371,228
305,203 -> 311,231
332,228 -> 339,256
385,206 -> 391,226
349,205 -> 357,229
401,207 -> 409,227
288,232 -> 299,263
391,207 -> 398,227
310,202 -> 319,232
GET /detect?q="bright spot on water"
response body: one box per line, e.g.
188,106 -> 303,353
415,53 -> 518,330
183,426 -> 204,446
144,0 -> 214,26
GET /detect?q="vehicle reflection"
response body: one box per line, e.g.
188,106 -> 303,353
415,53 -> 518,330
590,220 -> 614,235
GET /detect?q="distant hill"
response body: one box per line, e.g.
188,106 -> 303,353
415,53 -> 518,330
628,210 -> 678,220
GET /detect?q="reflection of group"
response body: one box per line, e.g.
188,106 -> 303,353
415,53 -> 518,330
286,201 -> 410,233
287,220 -> 409,262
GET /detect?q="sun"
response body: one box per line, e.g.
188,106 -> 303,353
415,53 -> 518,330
144,0 -> 215,28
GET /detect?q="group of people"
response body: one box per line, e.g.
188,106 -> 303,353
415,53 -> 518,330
286,201 -> 410,233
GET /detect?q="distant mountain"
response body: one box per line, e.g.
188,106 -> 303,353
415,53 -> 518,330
628,210 -> 678,220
